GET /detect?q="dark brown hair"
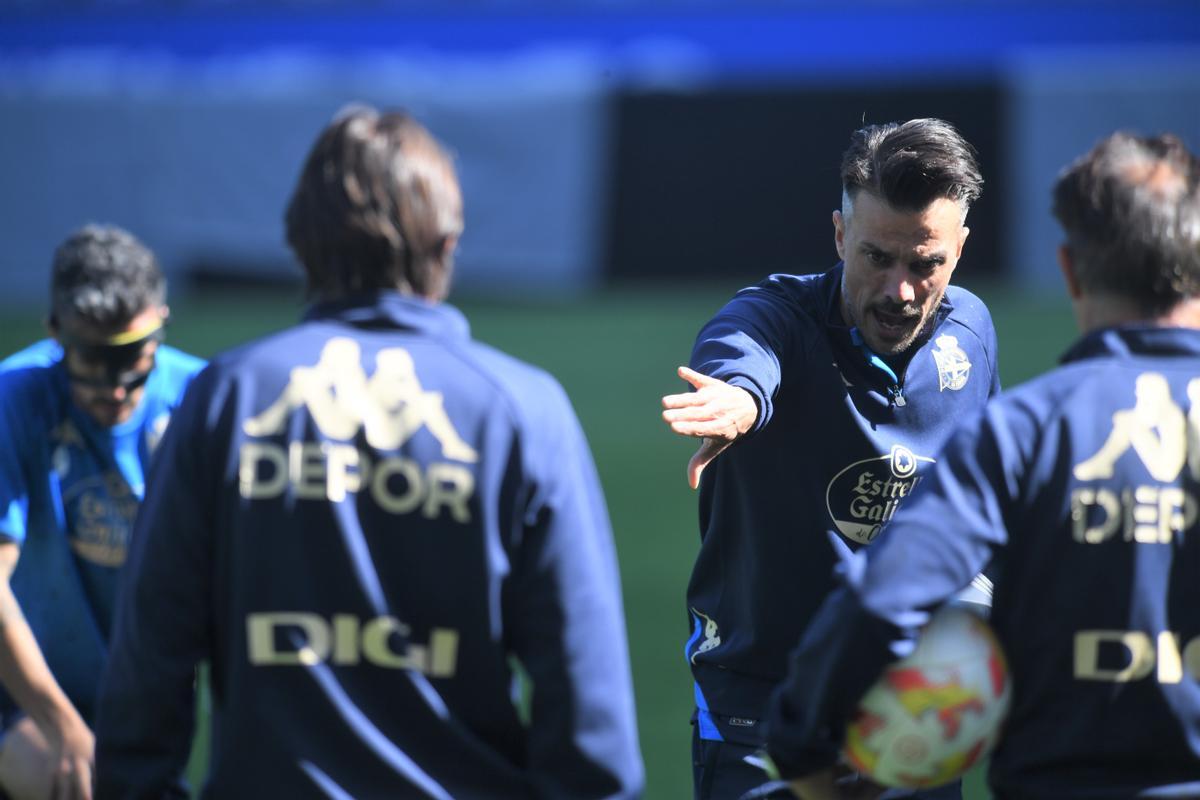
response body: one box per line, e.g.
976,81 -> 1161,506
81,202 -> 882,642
841,118 -> 983,214
51,224 -> 165,329
1053,132 -> 1200,314
285,106 -> 464,301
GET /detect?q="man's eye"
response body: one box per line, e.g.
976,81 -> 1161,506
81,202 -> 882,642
867,251 -> 889,265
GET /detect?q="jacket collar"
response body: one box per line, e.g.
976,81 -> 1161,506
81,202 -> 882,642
1061,325 -> 1200,364
303,291 -> 471,341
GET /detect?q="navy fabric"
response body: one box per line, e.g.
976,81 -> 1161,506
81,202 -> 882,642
767,326 -> 1200,799
94,293 -> 643,799
685,264 -> 1001,747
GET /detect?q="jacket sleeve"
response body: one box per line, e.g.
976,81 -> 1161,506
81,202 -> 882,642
94,367 -> 220,799
506,376 -> 644,799
765,400 -> 1033,779
689,280 -> 806,434
0,372 -> 36,544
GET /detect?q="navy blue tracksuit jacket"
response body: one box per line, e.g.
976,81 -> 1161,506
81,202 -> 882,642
94,293 -> 644,799
686,264 -> 1000,746
767,326 -> 1200,799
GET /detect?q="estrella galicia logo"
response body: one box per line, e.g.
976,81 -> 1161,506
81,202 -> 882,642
825,445 -> 935,545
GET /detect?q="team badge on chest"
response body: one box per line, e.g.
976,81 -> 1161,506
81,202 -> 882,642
932,334 -> 971,391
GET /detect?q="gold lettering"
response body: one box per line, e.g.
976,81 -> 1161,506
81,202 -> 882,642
423,463 -> 474,523
326,443 -> 367,502
429,629 -> 459,678
371,458 -> 424,515
247,612 -> 330,666
1183,636 -> 1200,679
361,616 -> 411,668
1074,630 -> 1154,682
1132,486 -> 1160,544
1158,632 -> 1183,684
239,443 -> 287,499
290,442 -> 328,500
1071,488 -> 1121,544
333,614 -> 360,666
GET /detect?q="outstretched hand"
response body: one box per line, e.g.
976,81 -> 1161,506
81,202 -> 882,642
661,366 -> 758,489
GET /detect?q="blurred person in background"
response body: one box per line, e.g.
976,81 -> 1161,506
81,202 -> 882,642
0,225 -> 203,800
661,118 -> 999,800
767,131 -> 1200,800
94,105 -> 644,799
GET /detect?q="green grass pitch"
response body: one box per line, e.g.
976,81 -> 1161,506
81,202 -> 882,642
0,280 -> 1076,799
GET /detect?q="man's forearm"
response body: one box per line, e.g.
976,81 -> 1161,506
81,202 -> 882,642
0,580 -> 86,732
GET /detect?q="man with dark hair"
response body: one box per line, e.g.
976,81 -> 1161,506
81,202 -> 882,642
661,118 -> 999,800
766,131 -> 1200,799
94,106 -> 644,799
0,224 -> 203,800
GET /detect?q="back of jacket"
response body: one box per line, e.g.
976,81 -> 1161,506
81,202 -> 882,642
984,327 -> 1200,798
766,326 -> 1200,799
95,294 -> 643,800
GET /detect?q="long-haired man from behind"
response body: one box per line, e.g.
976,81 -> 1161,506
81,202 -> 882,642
94,107 -> 644,799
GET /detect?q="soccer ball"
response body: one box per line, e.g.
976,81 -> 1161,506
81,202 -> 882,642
842,605 -> 1011,789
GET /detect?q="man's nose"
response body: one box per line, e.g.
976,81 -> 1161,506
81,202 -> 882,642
884,266 -> 916,305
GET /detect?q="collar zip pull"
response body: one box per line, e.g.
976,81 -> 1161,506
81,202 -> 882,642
850,327 -> 905,408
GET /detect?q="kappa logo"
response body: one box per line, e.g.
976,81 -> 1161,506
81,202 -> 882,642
1069,374 -> 1200,546
932,335 -> 971,392
1074,373 -> 1200,483
826,445 -> 935,545
243,337 -> 478,463
238,338 -> 479,521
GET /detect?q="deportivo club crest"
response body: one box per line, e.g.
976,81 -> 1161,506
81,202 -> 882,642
932,335 -> 971,392
825,445 -> 936,545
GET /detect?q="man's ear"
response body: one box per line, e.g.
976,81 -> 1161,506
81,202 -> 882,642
833,209 -> 846,261
1057,245 -> 1082,300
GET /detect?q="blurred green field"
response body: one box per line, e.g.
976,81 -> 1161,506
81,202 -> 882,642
0,280 -> 1077,799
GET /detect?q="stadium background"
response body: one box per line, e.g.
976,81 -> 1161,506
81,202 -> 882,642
2,1 -> 1199,797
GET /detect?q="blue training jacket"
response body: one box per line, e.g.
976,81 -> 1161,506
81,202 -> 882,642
94,293 -> 644,800
766,326 -> 1200,800
685,264 -> 1000,745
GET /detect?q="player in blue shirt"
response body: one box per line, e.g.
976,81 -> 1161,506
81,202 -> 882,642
94,106 -> 644,799
0,225 -> 203,800
661,119 -> 1000,800
765,132 -> 1200,800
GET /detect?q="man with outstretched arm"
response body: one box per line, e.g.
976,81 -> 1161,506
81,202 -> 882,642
662,118 -> 1000,800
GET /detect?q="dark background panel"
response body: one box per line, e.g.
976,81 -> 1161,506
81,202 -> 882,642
606,85 -> 1005,284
